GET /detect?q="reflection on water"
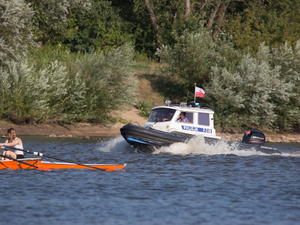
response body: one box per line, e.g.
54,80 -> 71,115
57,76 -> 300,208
1,135 -> 300,225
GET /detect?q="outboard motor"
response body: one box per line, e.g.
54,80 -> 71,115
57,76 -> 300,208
242,130 -> 265,145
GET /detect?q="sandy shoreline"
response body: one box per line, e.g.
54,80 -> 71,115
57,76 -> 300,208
1,121 -> 299,143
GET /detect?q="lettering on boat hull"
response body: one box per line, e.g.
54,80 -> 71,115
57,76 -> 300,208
181,125 -> 212,134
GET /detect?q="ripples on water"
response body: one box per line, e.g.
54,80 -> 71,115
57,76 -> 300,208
1,135 -> 300,225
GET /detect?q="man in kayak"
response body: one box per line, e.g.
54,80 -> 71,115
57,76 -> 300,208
0,128 -> 24,160
177,112 -> 189,122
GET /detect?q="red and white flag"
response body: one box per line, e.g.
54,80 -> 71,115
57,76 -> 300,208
195,86 -> 205,97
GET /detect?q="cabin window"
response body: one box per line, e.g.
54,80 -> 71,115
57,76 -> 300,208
148,109 -> 176,122
186,112 -> 193,123
198,113 -> 210,126
176,112 -> 193,123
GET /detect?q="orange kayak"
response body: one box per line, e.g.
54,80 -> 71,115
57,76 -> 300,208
0,158 -> 126,171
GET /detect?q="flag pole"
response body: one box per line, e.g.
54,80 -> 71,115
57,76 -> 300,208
194,83 -> 196,103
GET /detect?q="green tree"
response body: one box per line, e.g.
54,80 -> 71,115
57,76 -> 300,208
156,26 -> 300,131
225,0 -> 300,52
27,0 -> 92,45
62,0 -> 133,53
0,43 -> 137,124
156,28 -> 241,95
269,41 -> 300,130
119,0 -> 235,56
0,0 -> 38,67
66,43 -> 137,119
206,43 -> 294,131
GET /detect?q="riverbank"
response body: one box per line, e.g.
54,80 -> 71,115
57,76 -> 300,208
0,108 -> 146,139
1,107 -> 299,143
1,72 -> 299,143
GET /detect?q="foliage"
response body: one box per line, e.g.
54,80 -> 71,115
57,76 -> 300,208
0,0 -> 38,67
26,0 -> 92,45
66,42 -> 138,119
2,0 -> 300,132
225,0 -> 300,52
117,117 -> 131,124
205,43 -> 298,131
156,26 -> 300,131
0,43 -> 137,124
112,0 -> 207,57
136,101 -> 154,118
27,44 -> 76,70
62,0 -> 133,53
156,28 -> 242,96
269,41 -> 300,130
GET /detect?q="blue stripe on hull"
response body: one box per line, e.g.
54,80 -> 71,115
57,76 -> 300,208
126,137 -> 150,145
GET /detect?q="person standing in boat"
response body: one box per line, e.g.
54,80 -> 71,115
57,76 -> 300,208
0,128 -> 24,160
177,112 -> 189,122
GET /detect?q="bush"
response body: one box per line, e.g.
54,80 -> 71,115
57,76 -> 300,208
0,43 -> 138,124
0,0 -> 38,67
136,101 -> 154,118
156,28 -> 242,95
156,27 -> 300,131
205,43 -> 296,131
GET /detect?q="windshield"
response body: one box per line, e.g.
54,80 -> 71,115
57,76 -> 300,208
148,109 -> 176,122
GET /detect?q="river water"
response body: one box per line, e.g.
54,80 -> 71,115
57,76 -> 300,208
1,135 -> 300,225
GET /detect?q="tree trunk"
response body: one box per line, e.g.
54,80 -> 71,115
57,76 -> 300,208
212,1 -> 230,37
145,0 -> 162,47
185,0 -> 191,24
206,2 -> 220,30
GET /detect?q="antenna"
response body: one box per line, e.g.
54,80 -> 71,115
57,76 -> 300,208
194,83 -> 196,103
186,91 -> 189,103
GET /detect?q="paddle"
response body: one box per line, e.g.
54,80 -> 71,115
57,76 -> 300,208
0,154 -> 52,171
5,146 -> 106,171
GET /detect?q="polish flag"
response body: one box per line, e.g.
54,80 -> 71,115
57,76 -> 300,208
195,87 -> 205,97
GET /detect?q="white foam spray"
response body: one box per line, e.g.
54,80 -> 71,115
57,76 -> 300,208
96,136 -> 132,152
153,135 -> 281,156
95,134 -> 300,157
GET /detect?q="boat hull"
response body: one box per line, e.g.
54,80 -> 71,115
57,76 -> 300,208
0,158 -> 41,170
120,124 -> 282,154
0,158 -> 126,171
120,123 -> 192,152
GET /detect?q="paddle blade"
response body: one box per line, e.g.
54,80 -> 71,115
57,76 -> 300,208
37,167 -> 52,171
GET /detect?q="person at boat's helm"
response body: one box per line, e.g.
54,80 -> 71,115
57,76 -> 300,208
177,112 -> 189,123
163,112 -> 174,121
154,111 -> 163,122
0,128 -> 24,160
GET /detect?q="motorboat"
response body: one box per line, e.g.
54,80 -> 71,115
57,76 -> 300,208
121,100 -> 219,152
120,100 -> 281,154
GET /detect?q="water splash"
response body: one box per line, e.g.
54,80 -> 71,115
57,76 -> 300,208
96,136 -> 132,152
153,135 -> 280,156
95,134 -> 300,157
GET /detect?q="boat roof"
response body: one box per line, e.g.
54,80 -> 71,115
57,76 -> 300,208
152,102 -> 214,113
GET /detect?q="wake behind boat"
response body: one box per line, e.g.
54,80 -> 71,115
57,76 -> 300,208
120,100 -> 281,154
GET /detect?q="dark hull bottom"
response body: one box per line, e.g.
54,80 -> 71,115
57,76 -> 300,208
120,123 -> 192,153
120,123 -> 281,154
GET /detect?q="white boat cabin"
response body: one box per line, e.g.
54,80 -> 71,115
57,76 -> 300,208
144,101 -> 221,139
